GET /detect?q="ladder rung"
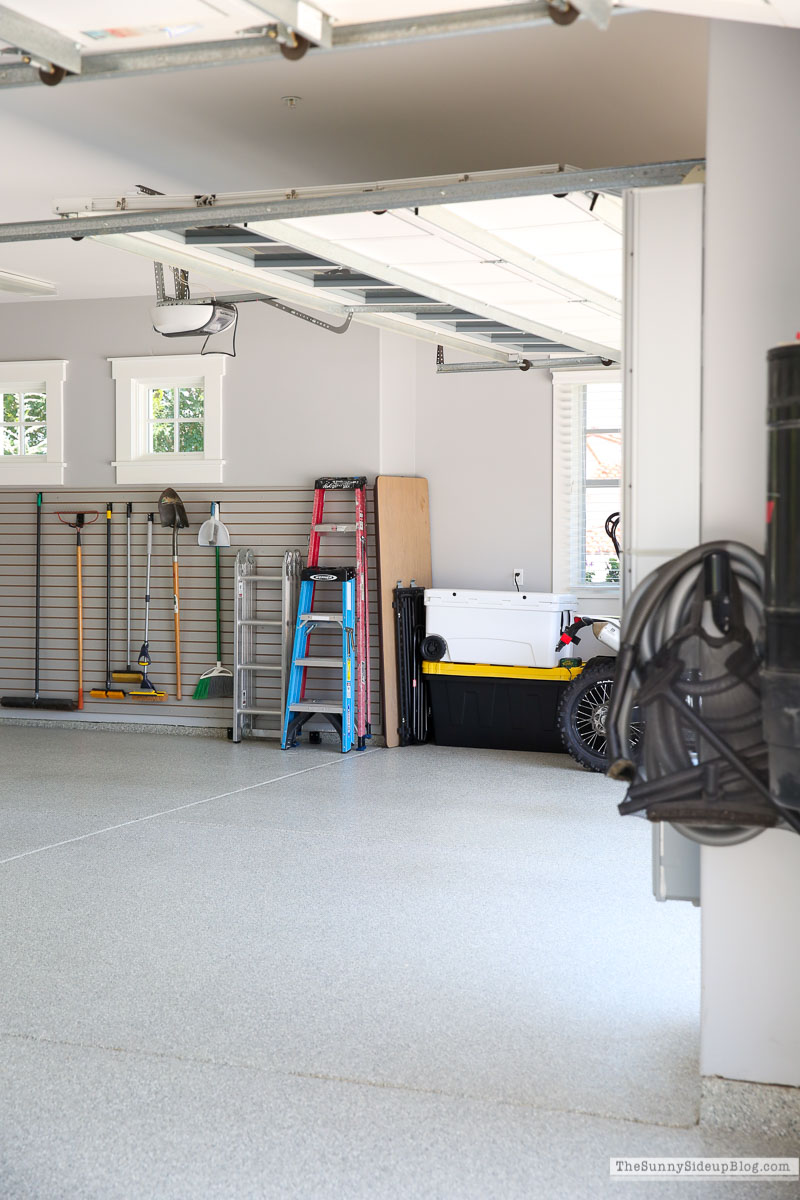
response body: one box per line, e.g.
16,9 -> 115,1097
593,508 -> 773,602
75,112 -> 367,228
239,618 -> 281,626
293,657 -> 343,668
240,663 -> 281,672
313,523 -> 357,533
288,700 -> 343,713
299,612 -> 343,624
236,706 -> 282,716
238,573 -> 282,582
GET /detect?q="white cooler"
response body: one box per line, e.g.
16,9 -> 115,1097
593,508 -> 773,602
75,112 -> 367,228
423,589 -> 577,669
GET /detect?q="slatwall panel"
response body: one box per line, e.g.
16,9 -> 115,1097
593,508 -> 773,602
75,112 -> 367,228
0,487 -> 381,734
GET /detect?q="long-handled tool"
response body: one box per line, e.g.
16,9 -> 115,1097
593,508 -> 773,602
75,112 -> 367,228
1,493 -> 77,712
129,512 -> 167,701
112,501 -> 141,684
55,508 -> 100,711
91,504 -> 126,700
194,502 -> 233,699
158,487 -> 189,700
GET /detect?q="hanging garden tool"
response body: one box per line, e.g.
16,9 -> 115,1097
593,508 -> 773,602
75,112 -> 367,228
194,502 -> 233,699
129,512 -> 167,701
91,504 -> 127,701
1,493 -> 77,712
56,507 -> 100,711
197,501 -> 230,550
112,501 -> 141,684
158,487 -> 189,699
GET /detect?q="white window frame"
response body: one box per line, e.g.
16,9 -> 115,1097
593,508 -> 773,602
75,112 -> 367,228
110,353 -> 225,485
551,368 -> 622,603
0,360 -> 66,486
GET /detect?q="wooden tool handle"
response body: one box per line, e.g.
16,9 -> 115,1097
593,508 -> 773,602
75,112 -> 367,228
173,559 -> 181,700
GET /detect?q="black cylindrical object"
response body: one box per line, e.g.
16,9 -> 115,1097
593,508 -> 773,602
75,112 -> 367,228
762,342 -> 800,811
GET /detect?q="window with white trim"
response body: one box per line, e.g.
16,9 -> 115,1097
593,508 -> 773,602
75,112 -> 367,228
0,360 -> 66,485
552,370 -> 622,598
110,354 -> 225,485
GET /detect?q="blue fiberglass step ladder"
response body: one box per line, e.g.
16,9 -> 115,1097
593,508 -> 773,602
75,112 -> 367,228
282,566 -> 356,752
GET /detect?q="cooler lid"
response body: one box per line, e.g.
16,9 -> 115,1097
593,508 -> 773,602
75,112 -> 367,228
424,588 -> 576,611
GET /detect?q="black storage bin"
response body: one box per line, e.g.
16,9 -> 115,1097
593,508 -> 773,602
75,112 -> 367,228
422,661 -> 582,753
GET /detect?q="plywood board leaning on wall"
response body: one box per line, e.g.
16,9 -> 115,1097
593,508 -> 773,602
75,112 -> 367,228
375,477 -> 432,749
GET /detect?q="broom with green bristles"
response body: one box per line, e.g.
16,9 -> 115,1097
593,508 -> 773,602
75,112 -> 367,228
194,502 -> 234,700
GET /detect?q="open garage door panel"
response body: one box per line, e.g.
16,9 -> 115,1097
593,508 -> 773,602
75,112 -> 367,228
51,163 -> 642,366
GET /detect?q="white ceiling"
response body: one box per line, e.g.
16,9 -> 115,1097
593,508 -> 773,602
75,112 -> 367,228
0,9 -> 707,308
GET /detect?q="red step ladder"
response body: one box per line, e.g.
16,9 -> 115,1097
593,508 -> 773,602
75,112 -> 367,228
306,476 -> 372,749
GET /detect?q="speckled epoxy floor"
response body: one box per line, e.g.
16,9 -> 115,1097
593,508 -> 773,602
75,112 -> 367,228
0,729 -> 793,1198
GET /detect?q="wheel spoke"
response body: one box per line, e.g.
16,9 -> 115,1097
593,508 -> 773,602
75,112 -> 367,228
563,670 -> 641,766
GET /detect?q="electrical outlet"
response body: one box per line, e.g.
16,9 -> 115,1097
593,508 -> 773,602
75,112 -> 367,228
513,568 -> 524,589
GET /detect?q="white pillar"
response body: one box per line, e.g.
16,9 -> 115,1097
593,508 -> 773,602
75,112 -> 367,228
622,183 -> 703,595
700,21 -> 800,1086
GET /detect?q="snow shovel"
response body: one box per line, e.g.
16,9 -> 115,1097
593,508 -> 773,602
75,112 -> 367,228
158,487 -> 189,700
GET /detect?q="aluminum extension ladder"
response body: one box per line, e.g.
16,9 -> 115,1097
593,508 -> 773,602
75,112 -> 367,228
231,547 -> 301,742
282,566 -> 357,752
306,476 -> 372,747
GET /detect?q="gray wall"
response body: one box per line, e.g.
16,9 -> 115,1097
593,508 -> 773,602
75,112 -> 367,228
0,297 -> 380,487
699,21 -> 800,1087
0,297 -> 554,592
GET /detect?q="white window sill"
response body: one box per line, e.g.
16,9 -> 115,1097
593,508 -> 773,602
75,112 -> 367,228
113,458 -> 224,485
571,586 -> 621,599
0,459 -> 65,485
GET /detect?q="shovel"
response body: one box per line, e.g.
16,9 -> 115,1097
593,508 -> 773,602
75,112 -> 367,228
158,487 -> 189,699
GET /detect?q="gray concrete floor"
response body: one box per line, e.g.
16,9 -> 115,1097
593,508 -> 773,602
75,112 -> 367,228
0,728 -> 793,1198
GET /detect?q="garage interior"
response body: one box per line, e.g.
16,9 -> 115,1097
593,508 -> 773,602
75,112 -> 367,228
0,3 -> 799,1197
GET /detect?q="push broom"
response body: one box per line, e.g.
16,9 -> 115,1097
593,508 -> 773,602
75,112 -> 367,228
193,502 -> 233,699
1,493 -> 77,712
